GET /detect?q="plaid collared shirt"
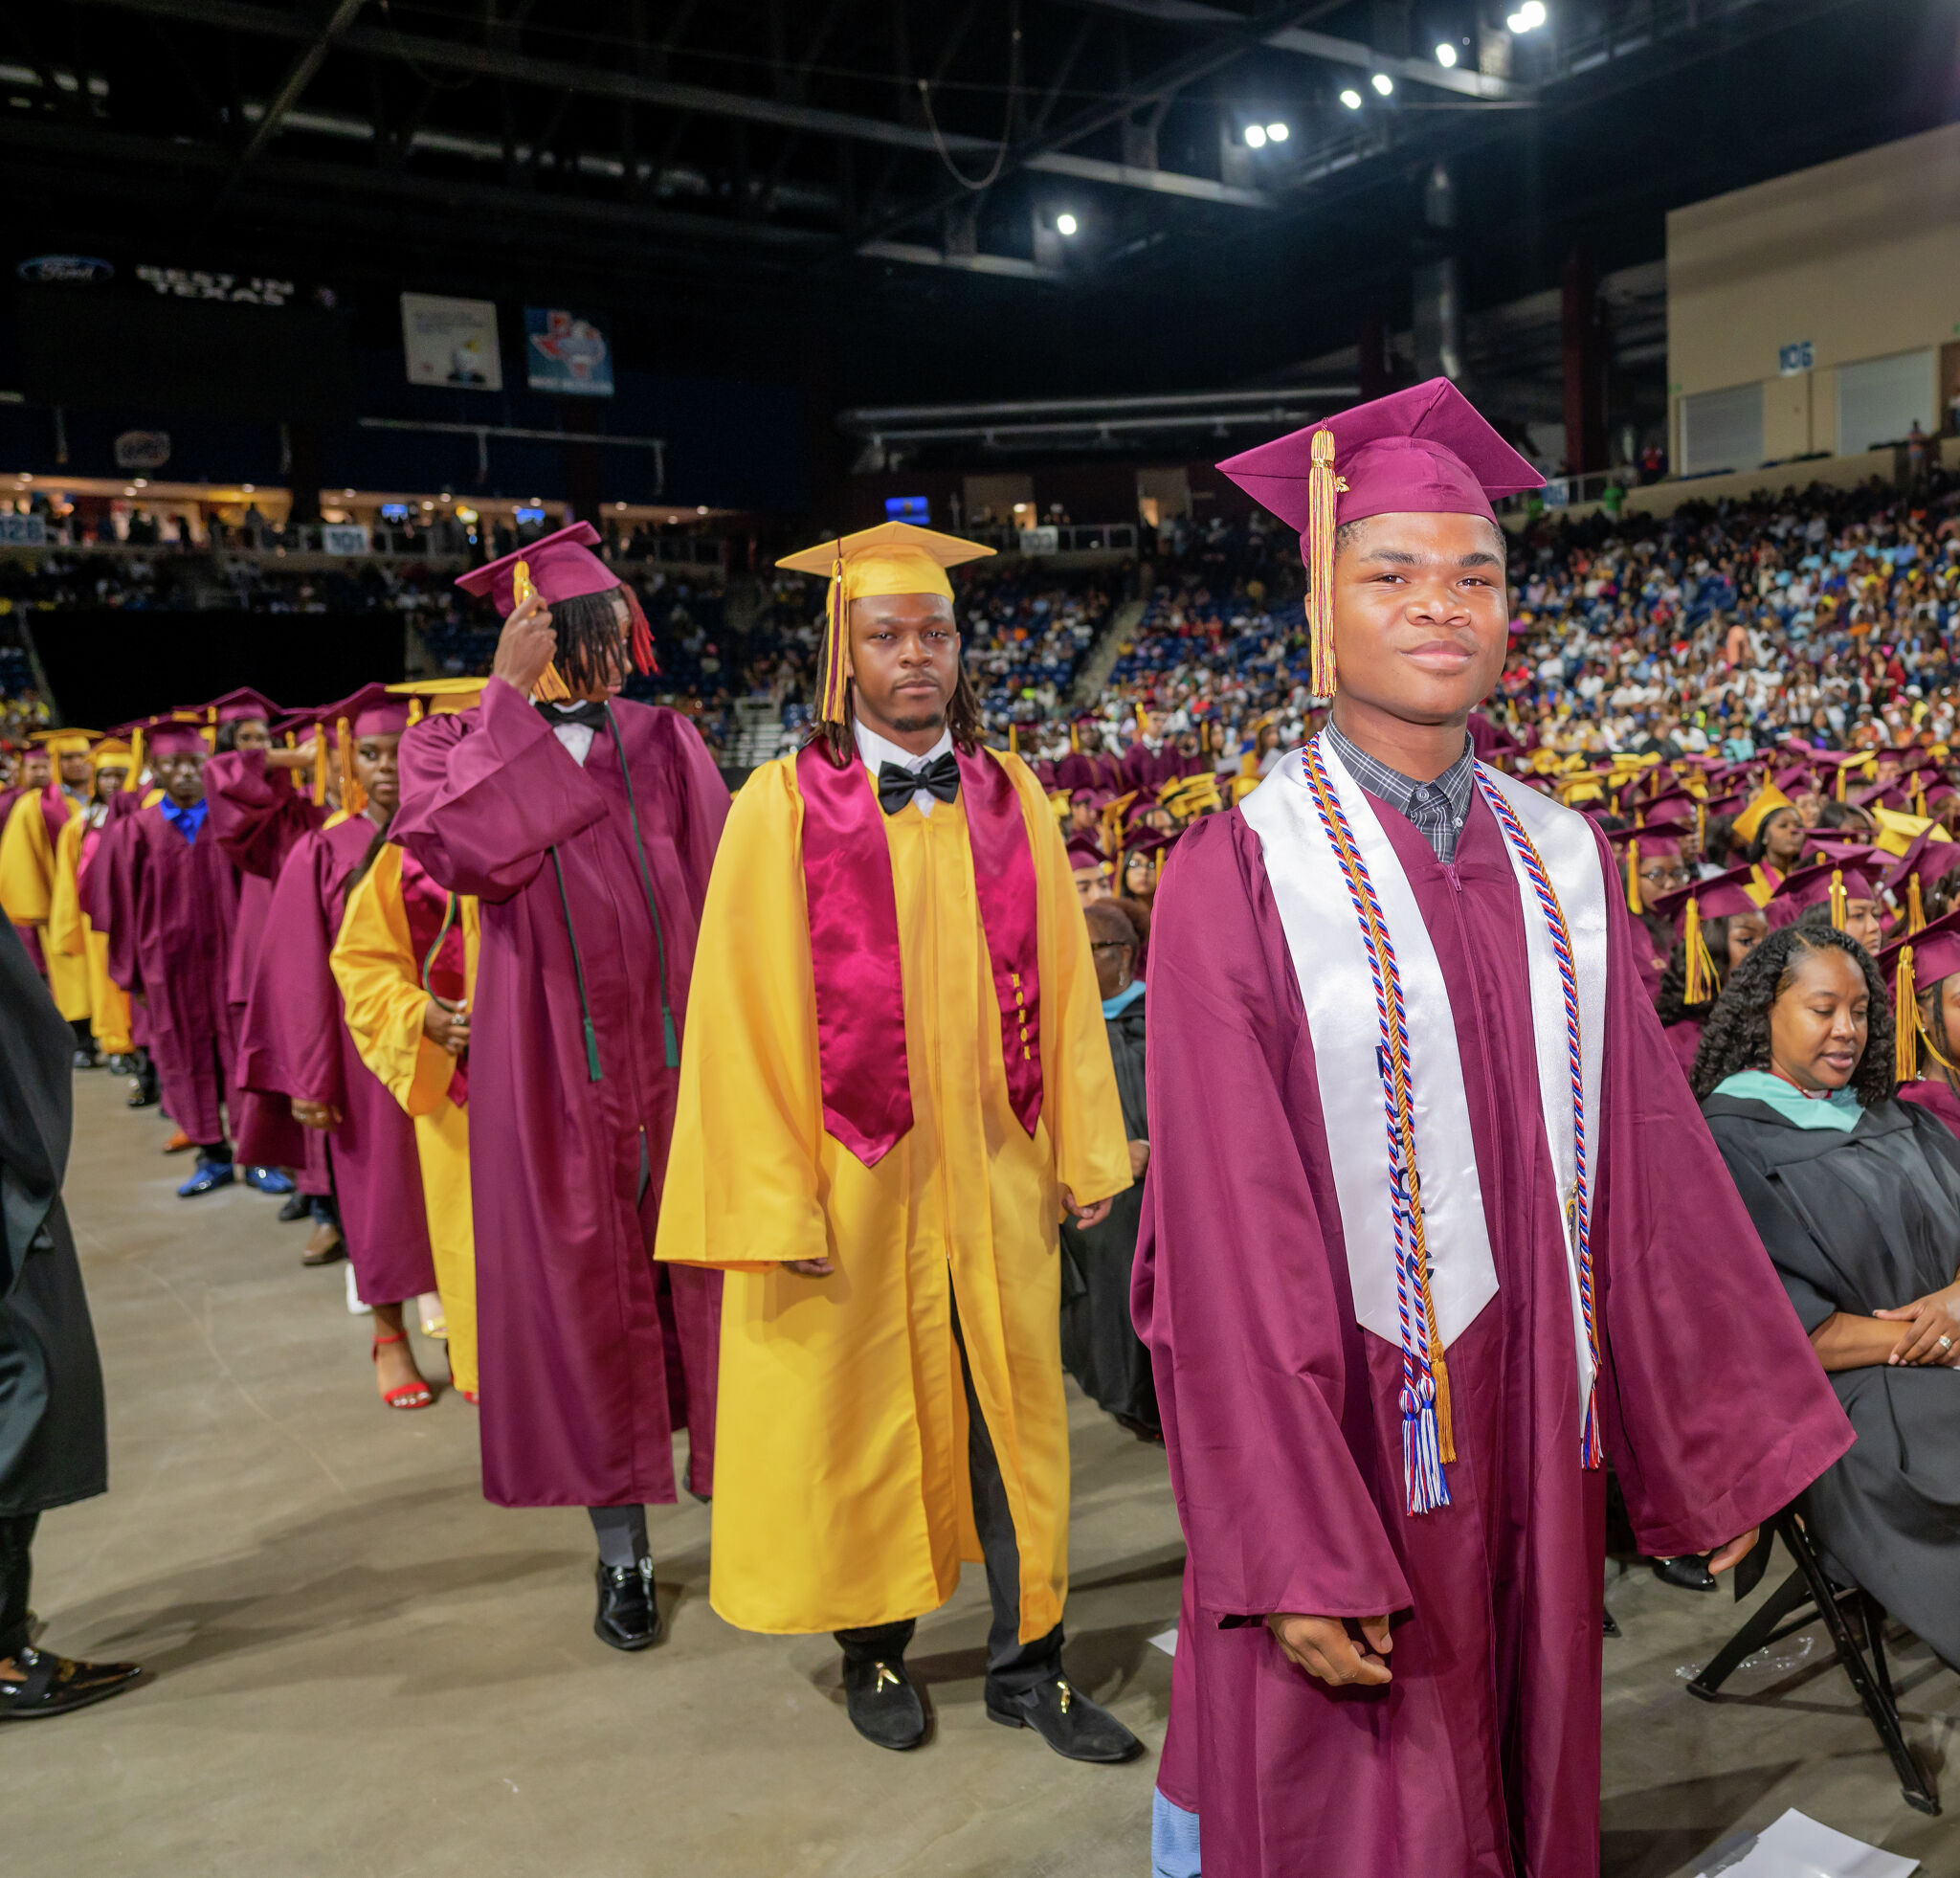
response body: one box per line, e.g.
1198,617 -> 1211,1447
1324,723 -> 1478,863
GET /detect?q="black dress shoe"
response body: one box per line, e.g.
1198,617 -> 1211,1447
126,1062 -> 159,1107
986,1674 -> 1144,1763
592,1558 -> 662,1651
841,1654 -> 927,1751
1602,1607 -> 1622,1638
277,1192 -> 311,1223
0,1647 -> 145,1721
1652,1554 -> 1718,1593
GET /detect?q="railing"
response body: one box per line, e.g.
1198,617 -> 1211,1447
965,522 -> 1140,555
0,522 -> 728,570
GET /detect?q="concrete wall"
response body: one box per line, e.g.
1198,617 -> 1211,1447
1667,120 -> 1960,466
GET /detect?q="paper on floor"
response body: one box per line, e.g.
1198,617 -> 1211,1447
1698,1808 -> 1918,1878
1149,1626 -> 1178,1657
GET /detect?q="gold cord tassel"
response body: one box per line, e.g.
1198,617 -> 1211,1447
1898,947 -> 1919,1084
1829,868 -> 1847,931
336,717 -> 368,817
1305,428 -> 1342,699
817,542 -> 848,725
124,726 -> 145,793
1837,762 -> 1848,802
310,733 -> 327,807
1909,873 -> 1926,935
1683,895 -> 1706,1006
1625,839 -> 1642,915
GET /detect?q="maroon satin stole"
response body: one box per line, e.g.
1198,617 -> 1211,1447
400,847 -> 469,1107
795,741 -> 1041,1167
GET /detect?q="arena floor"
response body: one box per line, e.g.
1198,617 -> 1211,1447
12,1072 -> 1959,1878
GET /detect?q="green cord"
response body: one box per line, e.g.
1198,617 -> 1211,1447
602,701 -> 679,1069
549,846 -> 603,1083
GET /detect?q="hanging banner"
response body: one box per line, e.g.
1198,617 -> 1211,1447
525,307 -> 613,397
401,293 -> 502,391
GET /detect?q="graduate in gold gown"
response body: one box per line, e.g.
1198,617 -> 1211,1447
46,741 -> 136,1064
331,681 -> 482,1404
657,523 -> 1140,1762
0,728 -> 98,1051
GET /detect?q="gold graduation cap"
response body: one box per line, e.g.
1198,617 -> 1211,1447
31,727 -> 98,758
1730,782 -> 1793,845
386,677 -> 489,720
776,522 -> 994,727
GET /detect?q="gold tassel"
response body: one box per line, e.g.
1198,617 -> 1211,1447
815,542 -> 847,726
336,717 -> 368,816
1830,868 -> 1847,930
1836,762 -> 1848,802
1909,873 -> 1926,934
1697,801 -> 1706,851
1008,722 -> 1018,755
1305,428 -> 1344,699
310,733 -> 326,807
1916,784 -> 1928,818
1898,946 -> 1919,1084
1684,895 -> 1706,1005
408,698 -> 425,727
124,726 -> 145,792
1625,840 -> 1643,915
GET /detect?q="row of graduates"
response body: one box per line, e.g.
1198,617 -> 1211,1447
7,519 -> 1154,1771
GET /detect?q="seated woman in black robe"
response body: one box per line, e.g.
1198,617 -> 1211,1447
1691,923 -> 1960,1671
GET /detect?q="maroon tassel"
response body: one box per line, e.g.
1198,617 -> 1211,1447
623,583 -> 657,676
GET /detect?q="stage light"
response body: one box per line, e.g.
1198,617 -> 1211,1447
1265,122 -> 1289,143
696,504 -> 708,515
132,478 -> 148,489
344,487 -> 356,498
1436,42 -> 1459,66
1370,72 -> 1394,96
1340,87 -> 1363,108
1056,211 -> 1080,235
1508,0 -> 1547,30
242,482 -> 255,493
1243,124 -> 1267,149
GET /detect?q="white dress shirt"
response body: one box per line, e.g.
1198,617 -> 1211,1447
542,704 -> 596,768
853,720 -> 953,816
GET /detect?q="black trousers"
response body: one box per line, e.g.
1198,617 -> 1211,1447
0,1513 -> 37,1662
835,1303 -> 1062,1696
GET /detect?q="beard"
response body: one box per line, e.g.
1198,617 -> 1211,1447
886,705 -> 947,735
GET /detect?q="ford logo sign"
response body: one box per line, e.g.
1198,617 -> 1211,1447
16,255 -> 115,285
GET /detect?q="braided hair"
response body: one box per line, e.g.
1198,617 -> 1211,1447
1688,922 -> 1894,1107
550,588 -> 634,696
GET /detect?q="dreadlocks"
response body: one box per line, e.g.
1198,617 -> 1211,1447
549,581 -> 657,696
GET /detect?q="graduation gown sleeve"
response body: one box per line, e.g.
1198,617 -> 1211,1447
1587,830 -> 1854,1560
205,749 -> 323,881
331,845 -> 464,1119
1135,814 -> 1413,1622
657,762 -> 829,1272
390,679 -> 610,903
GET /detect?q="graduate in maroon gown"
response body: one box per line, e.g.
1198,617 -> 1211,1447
1054,723 -> 1124,794
1881,909 -> 1960,1139
1648,865 -> 1770,1084
233,685 -> 446,1409
194,688 -> 305,1200
1603,819 -> 1692,1004
96,718 -> 249,1197
1134,381 -> 1853,1878
392,524 -> 729,1651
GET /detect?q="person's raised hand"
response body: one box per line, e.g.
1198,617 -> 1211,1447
264,744 -> 315,772
785,1257 -> 835,1278
1708,1528 -> 1761,1575
422,997 -> 470,1056
491,591 -> 557,696
1875,1286 -> 1960,1365
1266,1613 -> 1393,1688
1063,1187 -> 1113,1230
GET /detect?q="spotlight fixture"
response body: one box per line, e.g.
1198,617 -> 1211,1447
1339,87 -> 1363,109
242,482 -> 256,493
1370,72 -> 1394,96
1265,122 -> 1289,143
1507,0 -> 1547,30
1242,124 -> 1267,149
1056,211 -> 1080,235
1436,42 -> 1459,66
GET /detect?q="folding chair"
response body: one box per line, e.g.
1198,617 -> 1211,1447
1685,1507 -> 1939,1815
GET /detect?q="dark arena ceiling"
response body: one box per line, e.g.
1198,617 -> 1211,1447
5,0 -> 1959,408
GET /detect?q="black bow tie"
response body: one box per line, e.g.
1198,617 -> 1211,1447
538,699 -> 610,730
878,750 -> 960,816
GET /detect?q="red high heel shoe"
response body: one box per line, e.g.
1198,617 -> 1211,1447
372,1332 -> 434,1410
